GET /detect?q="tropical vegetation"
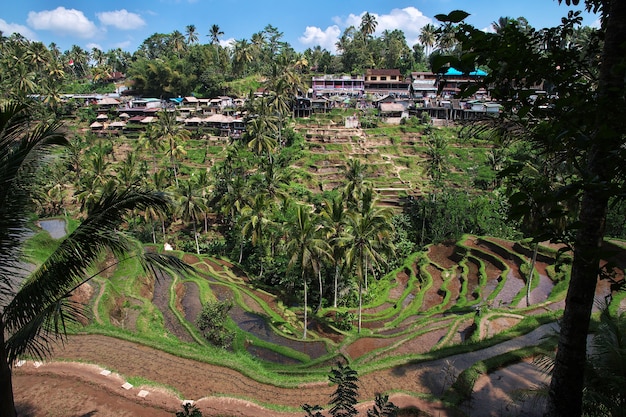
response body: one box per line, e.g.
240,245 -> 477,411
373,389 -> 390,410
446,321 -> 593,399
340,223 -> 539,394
0,2 -> 624,417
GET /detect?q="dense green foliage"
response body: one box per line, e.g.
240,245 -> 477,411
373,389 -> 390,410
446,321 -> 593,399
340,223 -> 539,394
196,299 -> 236,348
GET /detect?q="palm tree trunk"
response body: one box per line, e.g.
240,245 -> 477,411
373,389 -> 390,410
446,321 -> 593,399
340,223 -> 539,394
303,271 -> 308,340
151,222 -> 156,244
358,280 -> 363,333
0,317 -> 17,417
317,267 -> 323,312
193,222 -> 200,255
526,242 -> 538,307
333,263 -> 339,308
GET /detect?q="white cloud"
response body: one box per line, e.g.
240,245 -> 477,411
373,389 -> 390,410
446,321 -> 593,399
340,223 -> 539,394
0,19 -> 37,40
86,42 -> 103,51
115,40 -> 132,50
27,7 -> 98,38
220,38 -> 235,48
299,25 -> 341,53
337,7 -> 433,47
97,9 -> 145,30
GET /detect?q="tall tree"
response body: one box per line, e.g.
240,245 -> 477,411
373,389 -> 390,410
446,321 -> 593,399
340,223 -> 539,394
285,205 -> 331,339
185,24 -> 199,45
344,189 -> 395,332
360,12 -> 378,42
320,195 -> 349,308
419,23 -> 437,57
155,110 -> 190,187
176,178 -> 207,255
434,2 -> 626,414
209,24 -> 224,65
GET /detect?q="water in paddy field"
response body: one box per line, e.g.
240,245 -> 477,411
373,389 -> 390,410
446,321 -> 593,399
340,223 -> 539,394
38,219 -> 67,239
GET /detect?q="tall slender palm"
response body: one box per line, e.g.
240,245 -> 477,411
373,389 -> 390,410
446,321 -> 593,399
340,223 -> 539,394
169,30 -> 186,58
185,24 -> 199,45
232,39 -> 253,76
137,124 -> 164,173
176,179 -> 207,255
419,24 -> 437,57
360,12 -> 378,42
320,195 -> 349,308
285,205 -> 331,339
342,159 -> 370,210
344,188 -> 395,332
156,110 -> 190,187
245,116 -> 278,162
239,194 -> 273,277
0,102 -> 184,417
209,24 -> 224,64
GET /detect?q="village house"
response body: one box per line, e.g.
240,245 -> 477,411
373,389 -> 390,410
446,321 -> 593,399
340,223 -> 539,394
311,74 -> 365,98
364,69 -> 411,98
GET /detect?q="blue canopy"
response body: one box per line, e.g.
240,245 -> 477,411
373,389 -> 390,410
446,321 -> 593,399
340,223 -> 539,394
445,68 -> 487,76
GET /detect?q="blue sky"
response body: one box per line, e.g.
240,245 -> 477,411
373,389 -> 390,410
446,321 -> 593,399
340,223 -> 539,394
1,0 -> 599,54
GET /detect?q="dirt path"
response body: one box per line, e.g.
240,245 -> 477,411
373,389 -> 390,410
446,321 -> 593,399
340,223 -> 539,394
13,326 -> 556,417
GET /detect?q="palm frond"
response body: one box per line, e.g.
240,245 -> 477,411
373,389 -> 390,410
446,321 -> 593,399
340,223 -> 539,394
2,187 -> 191,364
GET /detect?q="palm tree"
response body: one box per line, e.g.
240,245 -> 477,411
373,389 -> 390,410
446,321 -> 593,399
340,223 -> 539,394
491,17 -> 513,34
209,24 -> 224,64
360,12 -> 378,42
320,196 -> 349,308
342,159 -> 370,210
344,188 -> 395,332
169,30 -> 186,58
209,24 -> 224,46
232,39 -> 253,77
239,193 -> 273,277
425,132 -> 449,184
185,24 -> 199,45
245,115 -> 278,162
176,179 -> 207,255
137,124 -> 164,173
0,102 -> 185,417
156,110 -> 190,187
285,205 -> 331,339
419,24 -> 437,57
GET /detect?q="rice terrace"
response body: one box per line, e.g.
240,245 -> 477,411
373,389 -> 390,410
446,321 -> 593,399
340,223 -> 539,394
3,1 -> 626,417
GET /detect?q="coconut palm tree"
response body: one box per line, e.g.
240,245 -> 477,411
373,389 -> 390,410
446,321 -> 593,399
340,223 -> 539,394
360,12 -> 378,42
344,188 -> 395,332
209,24 -> 224,46
137,124 -> 164,174
185,24 -> 199,45
175,178 -> 207,255
419,24 -> 437,57
342,159 -> 370,210
245,115 -> 278,163
0,102 -> 185,417
232,39 -> 253,76
209,24 -> 224,64
320,195 -> 349,308
285,204 -> 331,339
169,30 -> 187,58
239,193 -> 273,277
156,110 -> 190,187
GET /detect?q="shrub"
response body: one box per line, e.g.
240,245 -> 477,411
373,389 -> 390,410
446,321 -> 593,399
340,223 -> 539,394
175,403 -> 203,417
196,299 -> 235,349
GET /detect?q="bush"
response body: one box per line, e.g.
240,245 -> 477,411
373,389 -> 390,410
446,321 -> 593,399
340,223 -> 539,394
175,403 -> 203,417
196,299 -> 235,348
334,311 -> 355,331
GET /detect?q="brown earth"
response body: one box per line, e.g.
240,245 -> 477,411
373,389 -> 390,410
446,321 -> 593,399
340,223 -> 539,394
11,240 -> 577,417
13,335 -> 465,417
